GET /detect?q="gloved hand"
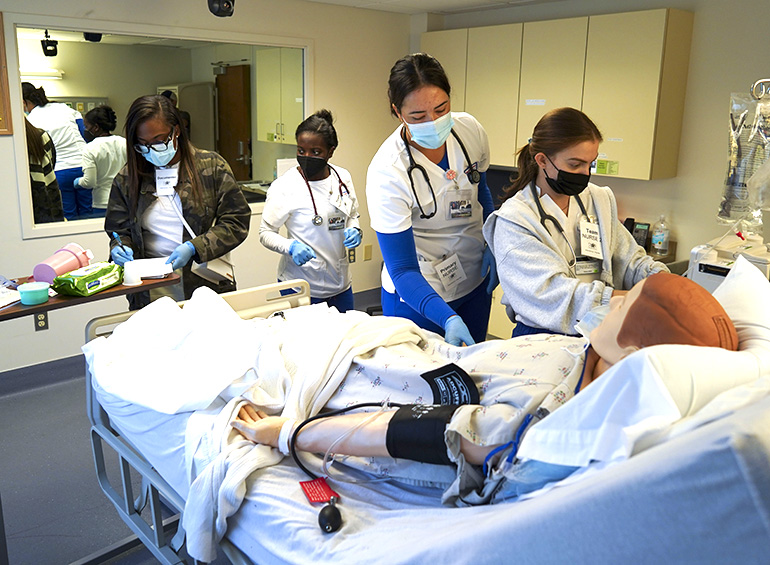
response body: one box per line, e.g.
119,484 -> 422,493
166,241 -> 196,270
110,245 -> 134,266
289,240 -> 316,266
444,315 -> 475,347
481,245 -> 499,294
73,177 -> 83,189
343,227 -> 362,249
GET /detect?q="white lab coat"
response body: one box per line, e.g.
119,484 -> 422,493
366,112 -> 490,302
79,135 -> 127,208
260,165 -> 360,298
27,103 -> 86,170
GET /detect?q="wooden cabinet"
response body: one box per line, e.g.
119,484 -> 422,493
516,17 -> 588,152
582,9 -> 693,180
421,9 -> 692,179
487,286 -> 513,339
420,28 -> 469,111
466,24 -> 522,168
256,47 -> 304,144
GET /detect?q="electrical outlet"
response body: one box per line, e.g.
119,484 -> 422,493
348,248 -> 356,263
35,311 -> 49,331
364,244 -> 372,261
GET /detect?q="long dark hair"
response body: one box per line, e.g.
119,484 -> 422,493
295,109 -> 338,148
387,53 -> 451,117
505,107 -> 603,198
21,82 -> 50,107
124,95 -> 201,215
25,117 -> 46,163
85,105 -> 117,133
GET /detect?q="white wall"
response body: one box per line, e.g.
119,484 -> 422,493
437,0 -> 769,261
0,0 -> 408,373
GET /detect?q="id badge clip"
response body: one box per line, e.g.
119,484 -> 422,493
579,219 -> 603,260
155,168 -> 178,196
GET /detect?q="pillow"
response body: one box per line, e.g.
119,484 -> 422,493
712,255 -> 770,353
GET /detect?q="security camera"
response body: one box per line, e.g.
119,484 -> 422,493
41,30 -> 58,57
208,0 -> 234,17
83,32 -> 102,43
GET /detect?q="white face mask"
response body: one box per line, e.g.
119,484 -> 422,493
405,112 -> 454,150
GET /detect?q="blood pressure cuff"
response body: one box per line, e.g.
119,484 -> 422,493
420,363 -> 480,405
385,404 -> 459,466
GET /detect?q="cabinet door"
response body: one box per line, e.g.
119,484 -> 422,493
256,48 -> 282,143
280,47 -> 304,145
487,286 -> 513,339
582,9 -> 692,180
517,17 -> 587,152
466,23 -> 522,167
421,29 -> 469,111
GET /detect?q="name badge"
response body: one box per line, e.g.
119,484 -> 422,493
328,216 -> 344,231
447,188 -> 473,220
155,168 -> 178,196
575,256 -> 601,275
580,219 -> 603,260
435,253 -> 467,292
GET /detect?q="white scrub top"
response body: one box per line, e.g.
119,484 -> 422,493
80,135 -> 127,209
260,165 -> 360,298
27,103 -> 86,171
366,112 -> 490,302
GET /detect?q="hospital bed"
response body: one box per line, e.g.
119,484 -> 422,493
84,264 -> 770,565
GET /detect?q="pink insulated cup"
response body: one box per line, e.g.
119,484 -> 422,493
33,243 -> 94,283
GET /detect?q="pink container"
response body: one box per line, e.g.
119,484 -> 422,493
33,243 -> 94,283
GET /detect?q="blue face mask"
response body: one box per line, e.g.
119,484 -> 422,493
143,139 -> 177,167
406,112 -> 454,150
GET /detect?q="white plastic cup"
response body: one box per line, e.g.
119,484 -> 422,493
122,261 -> 142,286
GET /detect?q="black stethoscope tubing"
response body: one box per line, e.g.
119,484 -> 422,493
529,181 -> 589,269
403,128 -> 481,220
300,164 -> 350,226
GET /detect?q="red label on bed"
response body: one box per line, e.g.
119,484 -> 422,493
300,477 -> 339,503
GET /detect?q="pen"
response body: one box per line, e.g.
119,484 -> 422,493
112,232 -> 127,251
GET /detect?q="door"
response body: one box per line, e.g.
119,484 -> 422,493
216,64 -> 252,181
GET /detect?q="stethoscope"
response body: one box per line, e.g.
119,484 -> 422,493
402,128 -> 481,219
529,181 -> 590,270
299,164 -> 350,226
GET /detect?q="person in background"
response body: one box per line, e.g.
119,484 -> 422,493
483,107 -> 669,337
75,105 -> 127,218
24,116 -> 64,224
259,109 -> 362,312
105,94 -> 250,310
366,53 -> 497,346
160,90 -> 191,138
22,82 -> 89,220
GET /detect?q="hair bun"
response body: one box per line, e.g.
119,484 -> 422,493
315,109 -> 334,124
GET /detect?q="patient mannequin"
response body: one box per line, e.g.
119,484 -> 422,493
232,274 -> 737,483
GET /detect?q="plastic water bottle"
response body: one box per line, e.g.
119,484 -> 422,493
651,214 -> 670,255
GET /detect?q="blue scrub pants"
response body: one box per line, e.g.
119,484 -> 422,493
511,321 -> 562,338
55,167 -> 91,220
280,284 -> 355,313
381,276 -> 492,343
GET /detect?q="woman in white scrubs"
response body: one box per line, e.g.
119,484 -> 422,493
366,53 -> 497,346
483,107 -> 668,337
23,82 -> 88,220
260,109 -> 362,312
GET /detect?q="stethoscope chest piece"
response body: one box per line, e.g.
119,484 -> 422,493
312,215 -> 323,226
318,496 -> 342,533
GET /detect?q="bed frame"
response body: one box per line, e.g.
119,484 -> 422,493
82,280 -> 311,564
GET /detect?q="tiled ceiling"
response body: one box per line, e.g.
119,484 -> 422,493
303,0 -> 561,15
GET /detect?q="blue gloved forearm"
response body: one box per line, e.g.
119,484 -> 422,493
110,245 -> 134,267
73,176 -> 83,189
376,228 -> 456,328
343,227 -> 362,249
481,245 -> 499,294
167,241 -> 196,270
478,172 -> 494,221
289,240 -> 316,266
444,315 -> 475,346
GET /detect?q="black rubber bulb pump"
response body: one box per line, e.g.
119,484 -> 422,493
318,496 -> 342,533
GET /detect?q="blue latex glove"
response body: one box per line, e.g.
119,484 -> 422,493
481,245 -> 499,294
289,240 -> 316,266
73,177 -> 83,189
343,227 -> 362,249
110,245 -> 134,266
444,315 -> 475,346
166,241 -> 196,270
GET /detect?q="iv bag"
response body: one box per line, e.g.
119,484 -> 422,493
716,93 -> 768,227
748,153 -> 770,210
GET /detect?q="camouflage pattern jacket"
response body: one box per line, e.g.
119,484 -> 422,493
105,147 -> 250,309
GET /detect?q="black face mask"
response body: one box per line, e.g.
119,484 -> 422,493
83,130 -> 96,143
544,155 -> 590,196
297,155 -> 328,180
